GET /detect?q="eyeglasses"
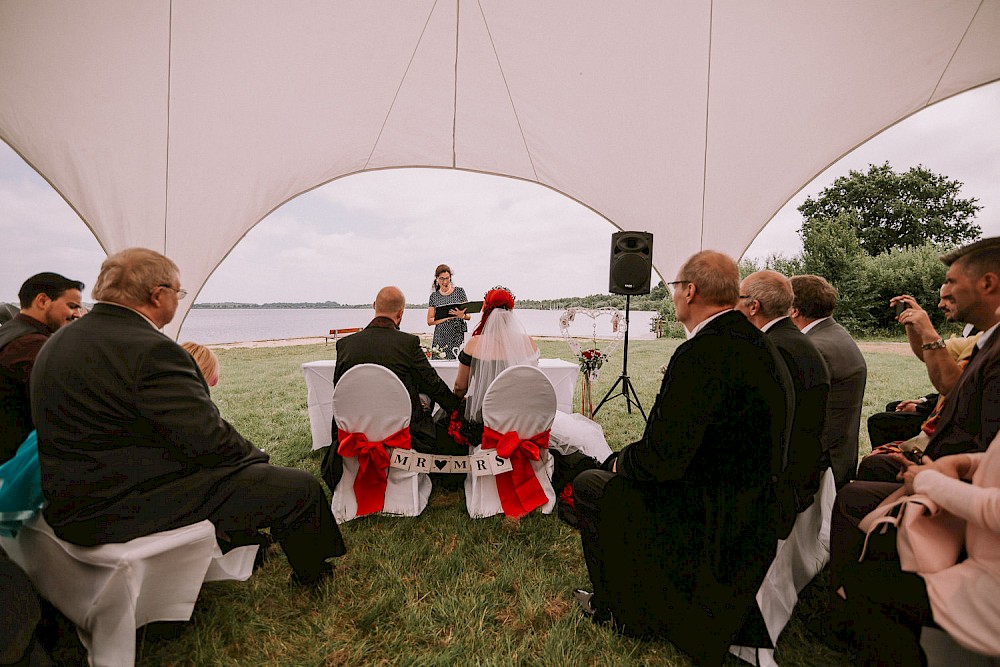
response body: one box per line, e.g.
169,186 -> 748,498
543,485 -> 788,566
666,280 -> 691,295
157,284 -> 188,300
739,295 -> 754,300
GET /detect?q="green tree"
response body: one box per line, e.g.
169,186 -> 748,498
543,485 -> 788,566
800,212 -> 865,287
798,162 -> 981,256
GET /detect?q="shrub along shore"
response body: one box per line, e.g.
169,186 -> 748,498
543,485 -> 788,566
52,337 -> 929,666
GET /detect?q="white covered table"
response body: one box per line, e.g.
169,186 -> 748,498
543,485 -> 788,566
302,358 -> 578,450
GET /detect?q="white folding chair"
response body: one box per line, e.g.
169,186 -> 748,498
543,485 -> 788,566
465,365 -> 557,519
730,468 -> 837,665
330,363 -> 430,522
0,513 -> 257,667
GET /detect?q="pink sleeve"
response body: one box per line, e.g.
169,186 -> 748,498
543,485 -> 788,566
914,467 -> 1000,534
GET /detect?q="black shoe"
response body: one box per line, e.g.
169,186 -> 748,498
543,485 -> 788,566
573,589 -> 595,617
291,561 -> 335,589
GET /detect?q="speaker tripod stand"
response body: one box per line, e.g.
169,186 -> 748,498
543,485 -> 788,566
592,295 -> 646,419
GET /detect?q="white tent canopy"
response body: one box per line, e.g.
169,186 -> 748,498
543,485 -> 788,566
2,1 -> 998,338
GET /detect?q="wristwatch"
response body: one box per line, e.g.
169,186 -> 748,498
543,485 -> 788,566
921,338 -> 947,350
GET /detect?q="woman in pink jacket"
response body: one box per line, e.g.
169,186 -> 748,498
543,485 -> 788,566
842,438 -> 1000,665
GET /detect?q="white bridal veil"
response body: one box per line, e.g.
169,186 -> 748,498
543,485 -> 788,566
463,308 -> 540,422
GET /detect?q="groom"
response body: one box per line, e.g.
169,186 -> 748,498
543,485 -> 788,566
322,285 -> 463,492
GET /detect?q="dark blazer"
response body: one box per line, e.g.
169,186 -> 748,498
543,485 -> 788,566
925,326 -> 1000,459
32,303 -> 269,545
805,317 -> 867,487
766,317 -> 831,515
0,315 -> 52,463
599,311 -> 793,662
333,317 -> 460,448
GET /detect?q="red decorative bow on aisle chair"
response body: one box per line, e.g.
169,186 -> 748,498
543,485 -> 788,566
336,427 -> 411,516
481,426 -> 551,518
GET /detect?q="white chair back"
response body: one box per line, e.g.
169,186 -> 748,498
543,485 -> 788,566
729,468 -> 837,665
332,363 -> 410,439
466,365 -> 557,518
331,363 -> 430,522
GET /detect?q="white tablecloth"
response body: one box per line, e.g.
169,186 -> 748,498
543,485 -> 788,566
302,358 -> 578,449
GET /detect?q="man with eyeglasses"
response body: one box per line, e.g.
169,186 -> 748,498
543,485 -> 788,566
31,248 -> 346,588
737,270 -> 831,525
570,250 -> 793,664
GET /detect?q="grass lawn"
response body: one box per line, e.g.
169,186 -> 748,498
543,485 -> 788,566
55,338 -> 931,666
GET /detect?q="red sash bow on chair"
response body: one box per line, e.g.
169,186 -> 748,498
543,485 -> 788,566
481,426 -> 551,519
337,427 -> 411,516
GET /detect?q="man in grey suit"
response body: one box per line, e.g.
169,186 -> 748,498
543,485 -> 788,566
790,274 -> 867,488
32,248 -> 345,587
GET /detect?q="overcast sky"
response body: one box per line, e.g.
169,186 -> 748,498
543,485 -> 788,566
2,83 -> 998,306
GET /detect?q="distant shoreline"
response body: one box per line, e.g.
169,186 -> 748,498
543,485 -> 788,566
207,335 -> 911,355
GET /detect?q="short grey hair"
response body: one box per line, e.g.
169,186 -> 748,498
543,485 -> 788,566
92,248 -> 179,307
743,270 -> 793,320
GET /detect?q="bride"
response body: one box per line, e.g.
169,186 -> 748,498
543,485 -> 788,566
450,286 -> 612,467
453,286 -> 538,436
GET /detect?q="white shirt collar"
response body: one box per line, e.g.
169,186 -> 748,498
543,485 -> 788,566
977,322 -> 999,348
760,315 -> 788,333
687,309 -> 733,339
800,316 -> 830,334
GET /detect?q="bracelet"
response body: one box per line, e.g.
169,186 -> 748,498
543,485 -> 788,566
921,338 -> 947,350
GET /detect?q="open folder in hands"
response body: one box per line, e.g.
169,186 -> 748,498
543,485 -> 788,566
434,301 -> 484,320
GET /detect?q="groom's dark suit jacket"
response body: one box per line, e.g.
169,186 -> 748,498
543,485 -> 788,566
323,317 -> 462,492
332,317 -> 460,447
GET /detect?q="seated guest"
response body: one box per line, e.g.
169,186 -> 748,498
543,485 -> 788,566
0,302 -> 18,325
827,238 -> 1000,638
867,286 -> 982,450
570,251 -> 793,665
452,286 -> 539,443
790,274 -> 867,488
32,248 -> 345,586
0,272 -> 83,465
182,341 -> 220,387
840,445 -> 1000,665
859,276 -> 996,482
738,270 -> 831,520
323,286 -> 463,492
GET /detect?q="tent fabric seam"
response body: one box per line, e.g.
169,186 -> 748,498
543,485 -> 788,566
925,0 -> 985,107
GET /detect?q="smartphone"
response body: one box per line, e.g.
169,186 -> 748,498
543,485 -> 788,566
895,302 -> 909,316
902,447 -> 924,464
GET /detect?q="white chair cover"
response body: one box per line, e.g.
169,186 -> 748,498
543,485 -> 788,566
330,363 -> 430,522
0,513 -> 257,667
465,365 -> 557,519
729,468 -> 838,665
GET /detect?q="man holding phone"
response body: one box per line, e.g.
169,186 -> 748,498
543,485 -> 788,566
825,237 -> 1000,643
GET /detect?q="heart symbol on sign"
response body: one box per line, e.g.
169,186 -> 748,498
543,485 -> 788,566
434,459 -> 449,471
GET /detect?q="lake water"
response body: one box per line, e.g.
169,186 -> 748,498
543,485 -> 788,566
178,308 -> 659,345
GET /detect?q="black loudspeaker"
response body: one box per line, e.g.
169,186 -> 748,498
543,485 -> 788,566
609,231 -> 653,295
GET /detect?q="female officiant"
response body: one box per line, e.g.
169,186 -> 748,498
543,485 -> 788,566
426,263 -> 470,359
